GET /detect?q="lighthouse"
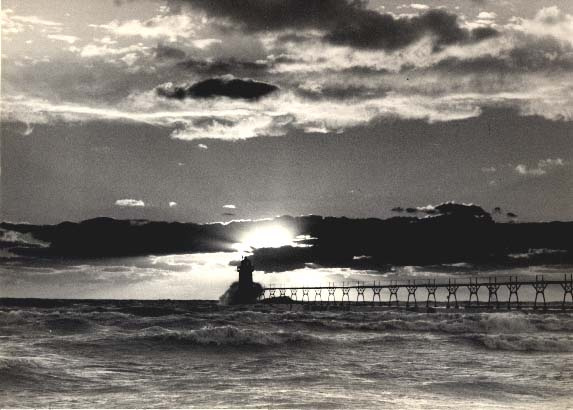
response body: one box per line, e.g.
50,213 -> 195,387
237,256 -> 254,291
219,256 -> 261,304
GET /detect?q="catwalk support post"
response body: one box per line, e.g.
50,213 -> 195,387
507,276 -> 520,309
446,279 -> 459,309
426,279 -> 437,308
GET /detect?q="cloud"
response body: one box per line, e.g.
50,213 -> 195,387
514,158 -> 566,176
154,43 -> 187,60
391,202 -> 492,220
115,199 -> 146,207
176,57 -> 270,76
1,9 -> 62,35
47,34 -> 79,44
72,43 -> 150,59
90,13 -> 196,41
4,79 -> 569,143
197,143 -> 208,149
417,34 -> 573,82
330,11 -> 498,50
169,201 -> 178,207
510,6 -> 573,46
10,14 -> 62,27
191,38 -> 223,49
173,1 -> 497,51
156,76 -> 279,101
476,11 -> 496,20
3,214 -> 572,272
223,204 -> 236,209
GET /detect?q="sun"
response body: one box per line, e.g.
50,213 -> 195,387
235,224 -> 295,251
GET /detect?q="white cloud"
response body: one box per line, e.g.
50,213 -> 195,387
515,158 -> 566,176
115,199 -> 145,207
10,14 -> 62,27
120,52 -> 139,66
1,9 -> 62,36
169,201 -> 178,207
410,4 -> 430,10
91,14 -> 196,42
477,11 -> 497,20
74,43 -> 149,58
223,204 -> 236,209
197,144 -> 208,149
1,9 -> 24,34
47,34 -> 79,44
191,38 -> 222,49
397,4 -> 429,10
96,36 -> 117,45
509,6 -> 573,45
4,76 -> 573,142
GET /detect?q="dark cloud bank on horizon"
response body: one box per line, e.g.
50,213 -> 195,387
170,0 -> 498,51
2,203 -> 571,272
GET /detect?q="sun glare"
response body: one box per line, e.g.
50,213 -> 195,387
236,224 -> 295,251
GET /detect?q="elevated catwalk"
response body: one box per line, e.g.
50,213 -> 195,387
262,274 -> 573,310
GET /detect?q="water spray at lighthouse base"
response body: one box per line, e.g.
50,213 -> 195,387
219,254 -> 263,305
219,281 -> 264,305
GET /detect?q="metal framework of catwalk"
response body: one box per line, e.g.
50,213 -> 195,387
262,274 -> 573,309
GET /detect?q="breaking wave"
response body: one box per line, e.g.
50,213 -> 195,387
294,311 -> 573,335
131,325 -> 323,347
469,334 -> 573,352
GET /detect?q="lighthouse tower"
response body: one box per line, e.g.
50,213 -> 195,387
237,256 -> 254,291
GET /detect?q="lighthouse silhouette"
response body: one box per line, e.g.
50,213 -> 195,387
220,256 -> 262,304
238,256 -> 254,291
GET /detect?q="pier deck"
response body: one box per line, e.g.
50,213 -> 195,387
262,274 -> 573,309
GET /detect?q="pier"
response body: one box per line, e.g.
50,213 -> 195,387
261,274 -> 573,310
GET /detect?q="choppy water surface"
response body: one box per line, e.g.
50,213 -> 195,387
1,300 -> 572,409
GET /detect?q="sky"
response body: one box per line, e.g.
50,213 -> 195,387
1,0 -> 572,224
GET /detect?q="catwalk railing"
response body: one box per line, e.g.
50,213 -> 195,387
261,274 -> 573,309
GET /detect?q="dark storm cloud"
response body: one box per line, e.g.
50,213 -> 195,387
154,44 -> 187,60
324,8 -> 498,51
156,77 -> 279,100
422,36 -> 573,74
3,213 -> 572,271
470,27 -> 498,41
172,0 -> 497,51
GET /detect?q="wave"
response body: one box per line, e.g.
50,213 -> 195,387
0,356 -> 50,385
289,311 -> 573,335
44,318 -> 93,334
469,334 -> 573,352
130,325 -> 322,347
0,356 -> 45,372
119,325 -> 322,347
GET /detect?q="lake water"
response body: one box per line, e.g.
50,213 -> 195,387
1,298 -> 572,409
